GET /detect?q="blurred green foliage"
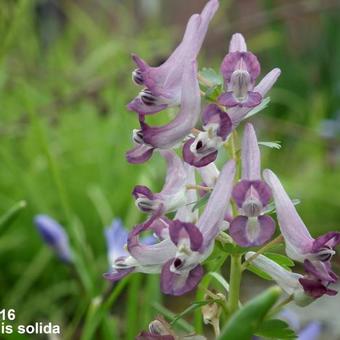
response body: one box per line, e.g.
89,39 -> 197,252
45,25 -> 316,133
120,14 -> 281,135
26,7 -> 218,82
0,0 -> 340,339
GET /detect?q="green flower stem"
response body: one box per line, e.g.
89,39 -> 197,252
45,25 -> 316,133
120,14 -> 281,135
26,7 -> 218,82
228,253 -> 242,315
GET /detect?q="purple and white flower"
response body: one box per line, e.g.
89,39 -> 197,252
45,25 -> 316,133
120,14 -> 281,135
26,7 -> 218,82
34,215 -> 73,263
127,0 -> 219,115
263,169 -> 340,291
183,104 -> 232,167
105,160 -> 236,296
132,150 -> 188,215
245,252 -> 337,305
218,33 -> 279,110
229,123 -> 275,247
126,60 -> 200,164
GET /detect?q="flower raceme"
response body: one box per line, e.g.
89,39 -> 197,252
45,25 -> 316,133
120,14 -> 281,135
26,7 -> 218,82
105,160 -> 236,296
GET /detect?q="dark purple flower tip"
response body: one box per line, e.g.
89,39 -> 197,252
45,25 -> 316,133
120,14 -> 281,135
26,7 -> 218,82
132,185 -> 154,200
103,268 -> 134,282
136,332 -> 174,340
303,259 -> 338,283
299,277 -> 337,299
202,104 -> 232,140
127,97 -> 168,115
169,220 -> 203,251
218,91 -> 262,108
182,138 -> 218,168
126,144 -> 155,164
312,232 -> 340,253
160,260 -> 204,296
232,180 -> 272,209
220,51 -> 261,83
229,215 -> 275,247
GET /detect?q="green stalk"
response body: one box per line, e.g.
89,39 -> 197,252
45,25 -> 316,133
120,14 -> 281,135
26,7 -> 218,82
228,254 -> 242,315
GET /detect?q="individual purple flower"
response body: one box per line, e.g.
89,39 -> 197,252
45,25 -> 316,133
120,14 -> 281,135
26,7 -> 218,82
245,252 -> 336,305
229,123 -> 275,247
183,104 -> 232,167
127,0 -> 219,115
126,60 -> 201,164
218,33 -> 276,109
132,151 -> 188,215
105,160 -> 236,296
34,214 -> 73,263
160,160 -> 236,295
104,218 -> 156,268
263,169 -> 340,289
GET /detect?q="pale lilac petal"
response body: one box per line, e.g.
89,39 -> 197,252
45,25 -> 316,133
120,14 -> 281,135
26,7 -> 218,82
175,165 -> 199,223
229,33 -> 247,53
140,61 -> 200,149
126,144 -> 154,164
243,91 -> 262,107
169,221 -> 203,251
229,215 -> 275,247
217,91 -> 239,107
159,150 -> 187,196
127,217 -> 176,266
254,68 -> 281,97
161,260 -> 203,296
198,162 -> 220,188
198,160 -> 236,246
182,138 -> 218,168
228,68 -> 281,127
245,252 -> 304,296
263,169 -> 314,258
242,123 -> 261,180
103,268 -> 134,282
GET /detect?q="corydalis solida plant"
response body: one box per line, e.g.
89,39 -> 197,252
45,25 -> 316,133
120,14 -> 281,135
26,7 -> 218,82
105,0 -> 339,337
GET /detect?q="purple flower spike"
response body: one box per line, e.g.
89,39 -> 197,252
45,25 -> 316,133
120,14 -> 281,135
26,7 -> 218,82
263,169 -> 340,286
183,104 -> 232,168
219,33 -> 261,108
138,60 -> 201,150
34,215 -> 73,263
128,0 -> 219,115
132,150 -> 188,214
230,124 -> 275,247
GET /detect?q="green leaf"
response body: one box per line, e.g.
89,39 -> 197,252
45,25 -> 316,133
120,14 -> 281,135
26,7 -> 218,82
0,200 -> 27,234
204,85 -> 223,101
245,97 -> 271,119
191,193 -> 211,212
264,199 -> 300,215
264,252 -> 295,269
199,67 -> 223,86
218,287 -> 282,340
259,141 -> 282,149
221,243 -> 250,255
248,264 -> 273,280
206,272 -> 230,293
256,319 -> 297,339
